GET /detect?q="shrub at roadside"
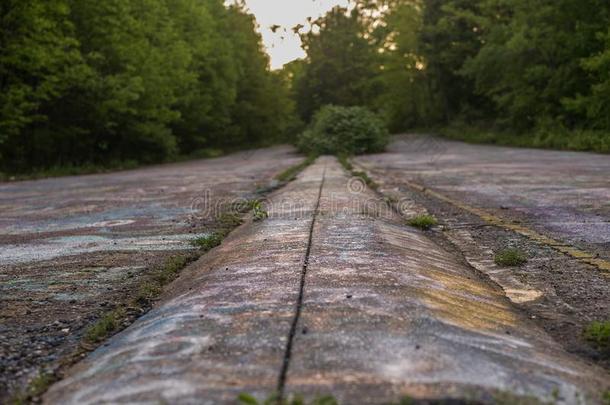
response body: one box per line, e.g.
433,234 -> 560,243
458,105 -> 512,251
297,105 -> 389,156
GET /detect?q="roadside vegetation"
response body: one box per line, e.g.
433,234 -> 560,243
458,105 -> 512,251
10,372 -> 54,405
276,156 -> 317,183
494,249 -> 529,267
3,1 -> 607,178
297,105 -> 388,156
286,1 -> 610,154
0,0 -> 298,176
441,126 -> 610,154
238,393 -> 337,405
338,154 -> 379,191
407,215 -> 438,231
584,321 -> 610,357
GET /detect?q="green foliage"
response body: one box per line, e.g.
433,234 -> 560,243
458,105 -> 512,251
290,0 -> 610,153
0,0 -> 297,173
352,171 -> 378,190
494,248 -> 528,267
251,201 -> 269,222
193,233 -> 224,251
294,7 -> 379,121
337,155 -> 353,171
442,125 -> 610,153
10,372 -> 56,404
237,393 -> 337,405
603,390 -> 610,405
275,156 -> 316,183
407,215 -> 438,230
297,105 -> 389,156
84,308 -> 126,343
4,0 -> 610,169
584,321 -> 610,355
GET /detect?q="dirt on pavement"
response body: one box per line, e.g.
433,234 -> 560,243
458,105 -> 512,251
354,135 -> 610,371
44,157 -> 609,405
0,146 -> 303,400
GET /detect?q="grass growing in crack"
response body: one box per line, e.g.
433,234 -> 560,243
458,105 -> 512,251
584,321 -> 610,355
193,233 -> 224,250
352,170 -> 378,190
10,372 -> 55,404
86,255 -> 193,343
407,214 -> 438,230
337,154 -> 353,171
237,393 -> 337,405
338,155 -> 379,190
603,391 -> 610,405
276,156 -> 316,183
494,248 -> 528,266
84,308 -> 126,343
251,200 -> 269,221
218,212 -> 244,227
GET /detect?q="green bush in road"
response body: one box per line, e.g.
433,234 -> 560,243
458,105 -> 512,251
297,105 -> 389,156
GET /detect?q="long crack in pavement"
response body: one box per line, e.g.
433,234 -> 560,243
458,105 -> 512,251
44,157 -> 609,404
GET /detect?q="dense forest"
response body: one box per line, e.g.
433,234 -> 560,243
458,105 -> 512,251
0,0 -> 297,172
1,0 -> 609,173
290,0 -> 610,152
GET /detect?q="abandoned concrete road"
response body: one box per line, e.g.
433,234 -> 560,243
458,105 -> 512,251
44,152 -> 609,404
2,138 -> 609,404
0,146 -> 302,399
357,135 -> 610,264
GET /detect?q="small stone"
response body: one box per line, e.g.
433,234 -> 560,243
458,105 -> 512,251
346,294 -> 353,299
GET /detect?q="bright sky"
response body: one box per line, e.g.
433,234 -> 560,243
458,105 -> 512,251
242,0 -> 350,69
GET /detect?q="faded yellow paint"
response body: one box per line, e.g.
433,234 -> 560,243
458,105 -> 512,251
374,173 -> 610,275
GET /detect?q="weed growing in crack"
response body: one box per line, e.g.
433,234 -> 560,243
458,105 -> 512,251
136,282 -> 163,305
352,170 -> 378,190
193,233 -> 223,250
602,390 -> 610,405
10,372 -> 55,404
337,154 -> 353,171
407,214 -> 438,230
276,156 -> 316,183
251,200 -> 268,221
494,248 -> 528,266
237,393 -> 337,405
84,308 -> 126,343
86,255 -> 193,344
584,321 -> 610,356
218,212 -> 243,227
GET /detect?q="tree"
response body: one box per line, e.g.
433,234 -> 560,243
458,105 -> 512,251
460,0 -> 610,130
0,1 -> 86,168
294,7 -> 380,121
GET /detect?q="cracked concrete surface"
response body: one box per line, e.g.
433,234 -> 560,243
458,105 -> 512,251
45,157 -> 609,405
353,135 -> 610,371
355,135 -> 610,263
0,146 -> 302,399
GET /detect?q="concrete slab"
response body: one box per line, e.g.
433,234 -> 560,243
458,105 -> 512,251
44,161 -> 326,404
44,157 -> 608,404
286,159 -> 607,404
0,146 -> 301,398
